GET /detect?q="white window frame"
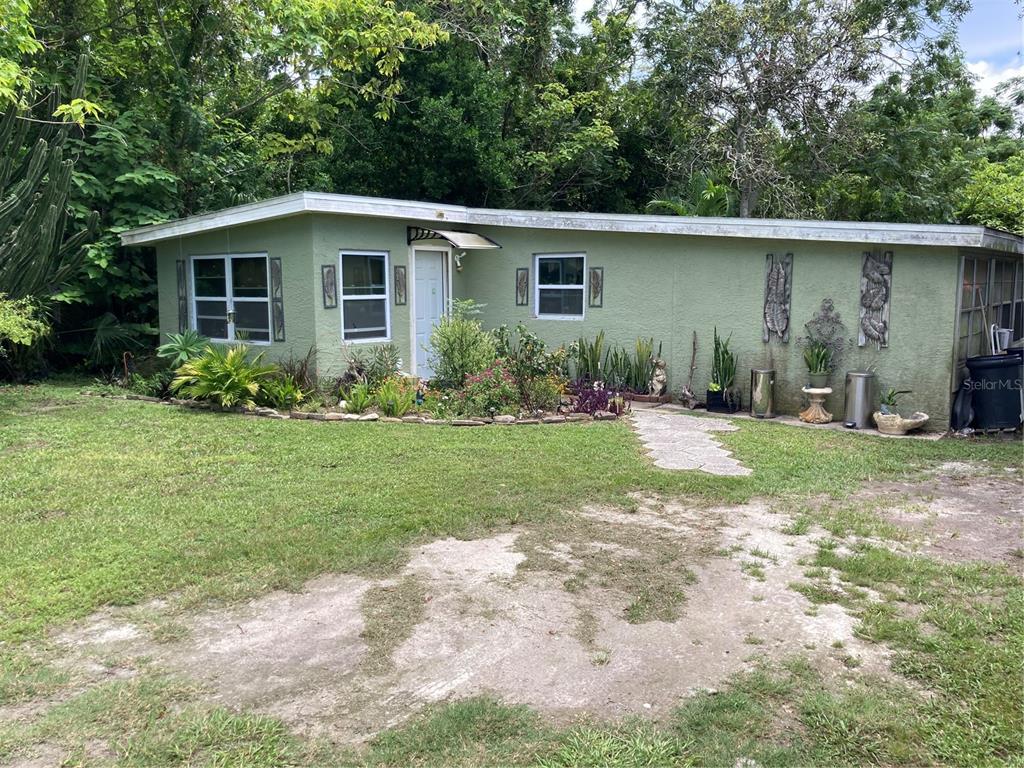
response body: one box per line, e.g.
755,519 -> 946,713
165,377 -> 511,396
534,252 -> 586,320
339,249 -> 391,344
190,253 -> 272,345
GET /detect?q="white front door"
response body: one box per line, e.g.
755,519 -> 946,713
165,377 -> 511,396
414,249 -> 445,379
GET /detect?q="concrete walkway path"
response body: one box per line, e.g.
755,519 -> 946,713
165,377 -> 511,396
630,409 -> 752,476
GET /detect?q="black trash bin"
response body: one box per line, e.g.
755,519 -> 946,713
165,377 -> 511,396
965,351 -> 1023,430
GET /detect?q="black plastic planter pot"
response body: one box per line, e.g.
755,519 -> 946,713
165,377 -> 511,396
964,352 -> 1023,430
706,389 -> 741,414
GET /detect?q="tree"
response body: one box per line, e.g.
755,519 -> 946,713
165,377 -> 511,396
642,0 -> 969,217
286,0 -> 640,211
0,0 -> 42,103
19,0 -> 443,363
957,154 -> 1024,234
0,295 -> 48,356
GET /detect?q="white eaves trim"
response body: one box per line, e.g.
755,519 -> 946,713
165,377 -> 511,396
120,190 -> 1023,254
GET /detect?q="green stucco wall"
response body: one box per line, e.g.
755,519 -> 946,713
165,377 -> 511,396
309,214 -> 413,379
155,216 -> 316,362
456,226 -> 961,428
154,213 -> 962,427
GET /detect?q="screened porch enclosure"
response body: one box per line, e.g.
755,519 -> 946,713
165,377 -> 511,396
956,252 -> 1024,365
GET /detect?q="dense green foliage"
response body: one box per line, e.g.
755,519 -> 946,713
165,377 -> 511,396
0,294 -> 47,354
2,0 -> 1021,374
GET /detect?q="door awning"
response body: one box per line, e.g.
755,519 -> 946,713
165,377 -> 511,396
407,226 -> 501,249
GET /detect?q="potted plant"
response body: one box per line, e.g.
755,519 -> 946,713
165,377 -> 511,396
874,388 -> 929,435
707,328 -> 739,413
803,340 -> 832,388
878,387 -> 911,415
798,299 -> 851,393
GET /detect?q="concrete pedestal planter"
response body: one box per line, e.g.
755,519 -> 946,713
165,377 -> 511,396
873,411 -> 929,435
799,387 -> 833,424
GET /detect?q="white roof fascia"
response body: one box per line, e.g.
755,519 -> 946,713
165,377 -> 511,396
119,193 -> 309,246
120,191 -> 1024,254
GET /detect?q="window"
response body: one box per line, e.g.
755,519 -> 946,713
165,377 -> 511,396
535,253 -> 585,319
340,251 -> 390,342
192,254 -> 270,342
957,254 -> 1023,365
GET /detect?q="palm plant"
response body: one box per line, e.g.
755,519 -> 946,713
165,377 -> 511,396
373,377 -> 415,417
647,175 -> 737,218
157,330 -> 210,366
171,344 -> 278,408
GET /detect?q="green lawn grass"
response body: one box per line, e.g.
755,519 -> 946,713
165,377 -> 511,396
1,383 -> 1022,767
2,383 -> 1019,644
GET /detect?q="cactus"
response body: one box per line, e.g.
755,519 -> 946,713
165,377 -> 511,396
0,55 -> 98,301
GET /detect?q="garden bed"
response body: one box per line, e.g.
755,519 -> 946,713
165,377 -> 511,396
81,391 -> 619,425
622,392 -> 671,403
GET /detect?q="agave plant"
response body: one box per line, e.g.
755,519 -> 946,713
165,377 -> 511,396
171,344 -> 278,408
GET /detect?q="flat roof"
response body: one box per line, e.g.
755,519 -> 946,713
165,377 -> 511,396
120,191 -> 1023,254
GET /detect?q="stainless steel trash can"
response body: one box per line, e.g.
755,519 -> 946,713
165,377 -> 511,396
844,370 -> 876,429
750,368 -> 775,418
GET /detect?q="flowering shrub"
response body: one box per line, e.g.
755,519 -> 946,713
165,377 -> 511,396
456,360 -> 521,416
571,379 -> 610,414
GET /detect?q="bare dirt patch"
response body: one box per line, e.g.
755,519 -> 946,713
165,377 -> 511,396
42,497 -> 887,747
853,463 -> 1023,566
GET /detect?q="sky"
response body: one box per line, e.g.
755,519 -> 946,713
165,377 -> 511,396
960,0 -> 1023,94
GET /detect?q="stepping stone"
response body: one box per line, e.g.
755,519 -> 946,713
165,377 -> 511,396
630,410 -> 751,477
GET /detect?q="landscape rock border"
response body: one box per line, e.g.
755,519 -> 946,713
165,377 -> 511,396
79,391 -> 618,426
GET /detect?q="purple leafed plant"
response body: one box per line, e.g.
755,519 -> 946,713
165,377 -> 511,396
571,380 -> 610,414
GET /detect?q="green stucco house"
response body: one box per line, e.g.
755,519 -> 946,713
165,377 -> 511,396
121,192 -> 1024,428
